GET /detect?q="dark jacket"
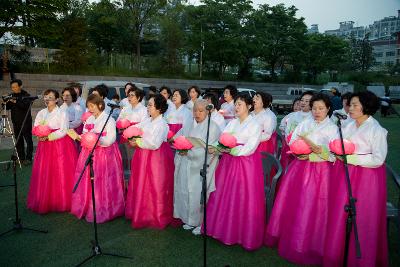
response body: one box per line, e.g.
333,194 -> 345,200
5,89 -> 33,127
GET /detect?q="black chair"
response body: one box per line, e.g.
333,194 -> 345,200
261,152 -> 283,222
387,164 -> 400,238
275,133 -> 283,160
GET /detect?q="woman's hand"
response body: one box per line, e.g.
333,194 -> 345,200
128,138 -> 137,147
178,150 -> 188,156
39,136 -> 48,142
297,154 -> 309,160
208,146 -> 216,154
76,135 -> 82,141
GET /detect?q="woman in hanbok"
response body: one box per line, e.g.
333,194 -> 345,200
125,94 -> 175,229
160,86 -> 174,114
265,93 -> 338,265
330,92 -> 353,127
60,87 -> 84,134
185,86 -> 201,111
27,89 -> 78,213
71,94 -> 125,223
165,89 -> 192,135
280,91 -> 314,172
220,85 -> 237,123
323,91 -> 388,267
173,99 -> 221,235
119,82 -> 135,109
252,91 -> 277,155
278,97 -> 300,135
117,87 -> 148,179
205,93 -> 264,250
203,93 -> 226,132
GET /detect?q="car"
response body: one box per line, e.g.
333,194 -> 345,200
286,87 -> 316,96
237,88 -> 257,98
78,80 -> 151,100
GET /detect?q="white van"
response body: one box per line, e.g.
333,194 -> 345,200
78,80 -> 151,100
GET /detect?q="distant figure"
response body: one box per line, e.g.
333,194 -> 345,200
380,93 -> 391,117
330,87 -> 342,111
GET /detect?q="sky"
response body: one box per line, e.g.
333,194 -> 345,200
189,0 -> 400,32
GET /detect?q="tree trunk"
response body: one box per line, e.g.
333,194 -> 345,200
136,35 -> 141,73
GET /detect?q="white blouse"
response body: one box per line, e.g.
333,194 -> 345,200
252,108 -> 277,142
220,100 -> 235,122
211,110 -> 226,132
76,96 -> 86,111
341,117 -> 387,168
117,102 -> 148,123
290,116 -> 338,162
136,115 -> 169,150
60,102 -> 83,129
285,111 -> 312,136
223,115 -> 261,156
165,104 -> 193,127
34,106 -> 69,140
83,111 -> 116,147
186,99 -> 195,111
119,98 -> 129,109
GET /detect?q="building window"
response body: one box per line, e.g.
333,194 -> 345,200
386,51 -> 395,57
373,52 -> 383,57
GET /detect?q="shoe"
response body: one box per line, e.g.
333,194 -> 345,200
192,226 -> 201,235
182,224 -> 194,230
22,160 -> 32,166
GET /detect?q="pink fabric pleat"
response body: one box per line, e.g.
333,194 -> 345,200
27,136 -> 78,214
204,152 -> 266,250
125,142 -> 175,229
71,143 -> 125,223
265,159 -> 332,265
279,139 -> 294,173
323,162 -> 388,267
168,123 -> 183,135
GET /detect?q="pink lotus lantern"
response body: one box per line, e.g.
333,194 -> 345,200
289,139 -> 312,155
81,132 -> 98,149
122,125 -> 143,140
32,125 -> 52,137
116,119 -> 131,129
81,111 -> 92,122
173,136 -> 194,152
167,130 -> 175,140
329,139 -> 356,155
219,133 -> 237,149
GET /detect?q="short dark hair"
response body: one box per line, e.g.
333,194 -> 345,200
112,94 -> 120,101
173,89 -> 189,104
151,94 -> 168,114
92,84 -> 109,99
68,82 -> 82,96
62,87 -> 78,102
124,82 -> 134,90
10,79 -> 22,86
256,91 -> 272,108
43,89 -> 59,99
203,93 -> 219,110
341,92 -> 352,102
127,86 -> 145,102
350,91 -> 380,115
310,93 -> 332,116
224,84 -> 238,98
235,92 -> 253,112
292,97 -> 300,110
159,86 -> 172,98
86,94 -> 105,111
187,86 -> 201,99
149,85 -> 157,93
300,90 -> 315,99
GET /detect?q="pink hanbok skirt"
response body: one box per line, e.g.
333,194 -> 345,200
27,136 -> 78,214
168,123 -> 183,135
204,152 -> 265,250
71,143 -> 125,223
323,162 -> 388,267
265,159 -> 332,265
125,142 -> 175,229
256,131 -> 277,155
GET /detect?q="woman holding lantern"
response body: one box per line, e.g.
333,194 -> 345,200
70,94 -> 125,223
125,94 -> 175,229
205,93 -> 264,250
164,89 -> 192,136
323,91 -> 388,267
27,89 -> 78,214
265,93 -> 338,265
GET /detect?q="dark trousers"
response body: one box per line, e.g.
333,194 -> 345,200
13,123 -> 33,161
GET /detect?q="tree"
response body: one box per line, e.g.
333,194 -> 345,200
350,33 -> 374,72
123,0 -> 167,72
0,0 -> 20,40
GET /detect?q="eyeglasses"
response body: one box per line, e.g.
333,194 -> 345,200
44,96 -> 56,101
128,93 -> 136,98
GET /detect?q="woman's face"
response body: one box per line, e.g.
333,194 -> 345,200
311,100 -> 329,122
128,91 -> 139,106
62,90 -> 73,105
189,88 -> 199,100
253,94 -> 263,111
293,100 -> 301,112
193,104 -> 207,123
235,98 -> 250,118
343,99 -> 350,114
223,89 -> 233,102
349,97 -> 364,120
44,92 -> 58,109
87,102 -> 101,117
147,98 -> 160,118
172,91 -> 182,106
160,89 -> 170,100
300,94 -> 312,112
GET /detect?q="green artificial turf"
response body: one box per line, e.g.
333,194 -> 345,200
0,109 -> 399,267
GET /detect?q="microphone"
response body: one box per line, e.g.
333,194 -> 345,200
22,95 -> 43,101
107,102 -> 120,109
333,111 -> 347,120
206,104 -> 214,111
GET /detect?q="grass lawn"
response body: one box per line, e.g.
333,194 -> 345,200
0,109 -> 399,267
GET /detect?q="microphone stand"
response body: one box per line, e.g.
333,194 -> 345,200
199,109 -> 212,267
336,118 -> 361,266
72,107 -> 132,267
0,98 -> 47,237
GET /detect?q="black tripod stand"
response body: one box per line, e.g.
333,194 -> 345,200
72,107 -> 132,267
336,118 -> 361,267
199,108 -> 213,267
0,99 -> 47,237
